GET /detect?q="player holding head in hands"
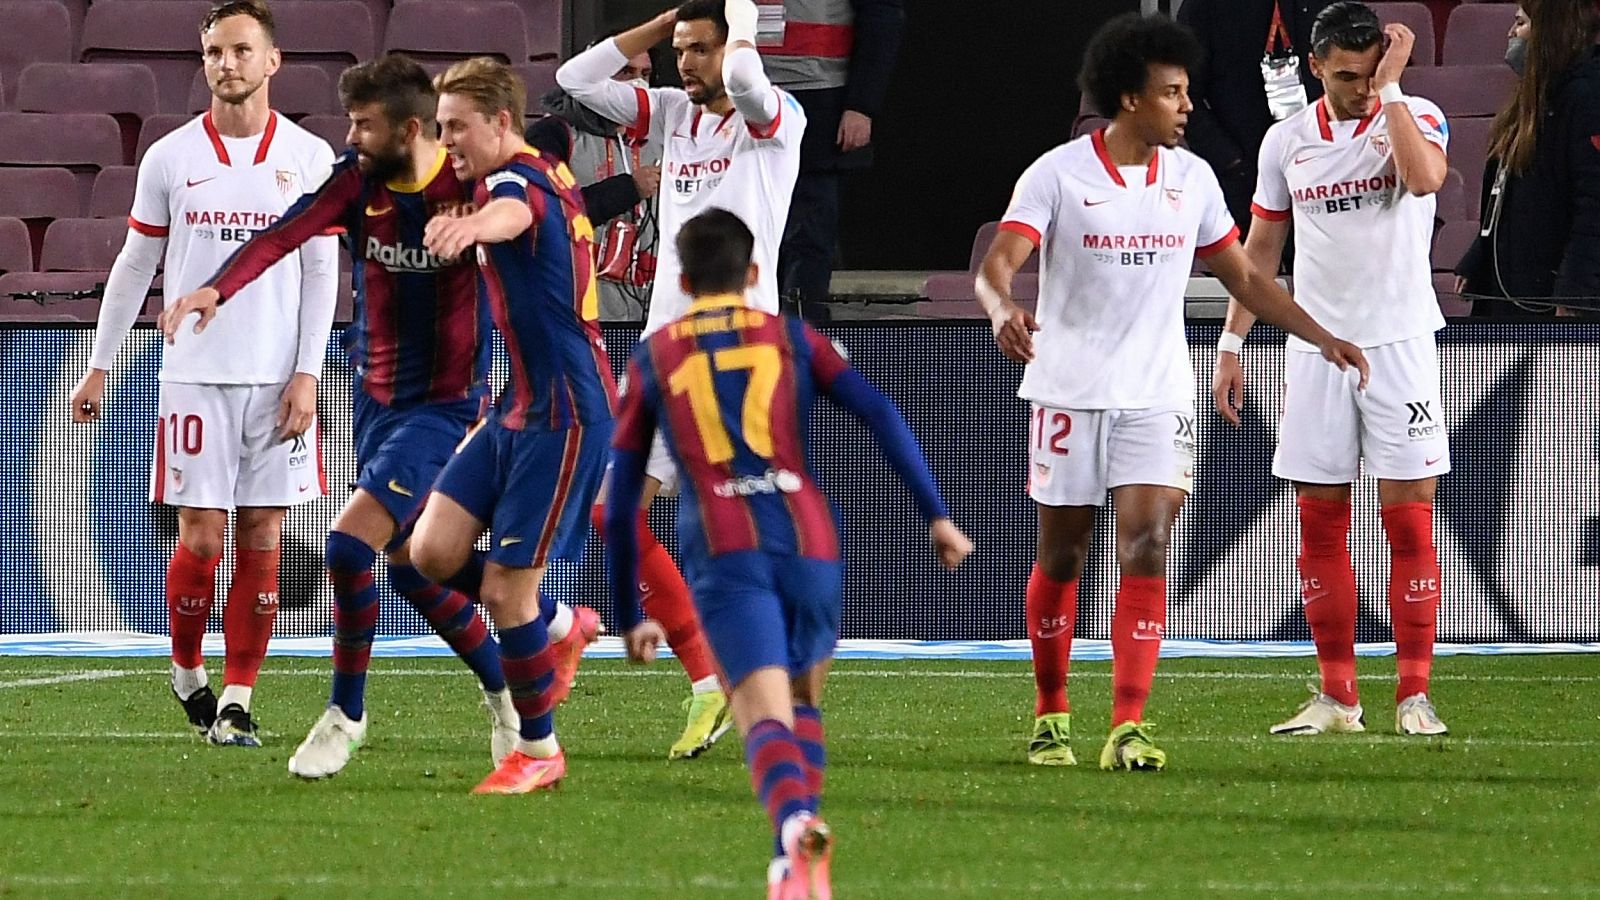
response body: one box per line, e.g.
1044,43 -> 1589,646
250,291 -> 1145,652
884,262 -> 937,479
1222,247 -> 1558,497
559,0 -> 807,760
978,13 -> 1368,771
159,54 -> 603,779
75,0 -> 339,748
405,58 -> 617,794
606,209 -> 971,899
1211,2 -> 1452,738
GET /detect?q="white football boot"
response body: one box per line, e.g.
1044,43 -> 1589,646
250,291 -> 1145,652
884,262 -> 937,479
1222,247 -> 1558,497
1269,686 -> 1366,736
1396,693 -> 1449,736
288,706 -> 368,778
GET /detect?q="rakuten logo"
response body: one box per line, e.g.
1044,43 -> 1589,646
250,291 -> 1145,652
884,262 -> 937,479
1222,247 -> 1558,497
366,236 -> 445,273
712,468 -> 804,499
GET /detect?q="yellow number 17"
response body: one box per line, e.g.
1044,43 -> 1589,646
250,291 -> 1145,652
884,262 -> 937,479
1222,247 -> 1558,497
666,344 -> 781,464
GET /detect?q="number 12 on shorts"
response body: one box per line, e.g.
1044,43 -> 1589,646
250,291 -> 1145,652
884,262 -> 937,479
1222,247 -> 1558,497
1034,407 -> 1070,456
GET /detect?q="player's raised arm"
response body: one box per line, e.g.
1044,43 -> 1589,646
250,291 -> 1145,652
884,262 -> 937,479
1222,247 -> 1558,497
556,10 -> 675,128
803,324 -> 972,569
1213,214 -> 1291,426
721,0 -> 781,130
1373,25 -> 1448,197
1206,240 -> 1369,389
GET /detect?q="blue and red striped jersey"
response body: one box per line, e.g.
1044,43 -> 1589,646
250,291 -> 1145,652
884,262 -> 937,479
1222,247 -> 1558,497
615,297 -> 854,562
475,147 -> 617,431
209,147 -> 490,409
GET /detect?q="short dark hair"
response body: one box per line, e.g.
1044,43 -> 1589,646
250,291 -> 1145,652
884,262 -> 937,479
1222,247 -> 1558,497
676,209 -> 754,296
1310,2 -> 1384,59
675,0 -> 729,43
1077,13 -> 1202,118
200,0 -> 275,40
339,54 -> 438,128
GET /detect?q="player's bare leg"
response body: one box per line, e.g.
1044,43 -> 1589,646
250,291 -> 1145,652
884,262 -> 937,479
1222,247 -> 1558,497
206,505 -> 285,748
728,664 -> 829,900
1378,477 -> 1447,735
593,473 -> 729,759
1272,482 -> 1369,736
1028,505 -> 1095,766
1098,484 -> 1183,772
169,507 -> 226,734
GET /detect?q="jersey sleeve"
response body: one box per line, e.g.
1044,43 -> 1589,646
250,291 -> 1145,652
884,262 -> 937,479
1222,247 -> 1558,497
1196,163 -> 1242,258
998,155 -> 1059,248
800,320 -> 851,389
1250,124 -> 1293,222
1407,97 -> 1450,153
485,166 -> 546,240
127,143 -> 172,236
210,155 -> 363,302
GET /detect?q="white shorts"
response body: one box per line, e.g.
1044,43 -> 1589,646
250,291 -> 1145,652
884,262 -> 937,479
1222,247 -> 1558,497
150,381 -> 325,510
645,431 -> 679,496
1273,335 -> 1450,484
1026,402 -> 1196,507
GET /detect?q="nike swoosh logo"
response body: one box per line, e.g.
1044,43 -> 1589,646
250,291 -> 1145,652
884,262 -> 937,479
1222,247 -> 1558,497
387,479 -> 413,497
1403,594 -> 1439,604
1131,632 -> 1162,641
1036,624 -> 1071,640
1304,591 -> 1331,604
1292,154 -> 1321,166
297,484 -> 311,493
186,176 -> 217,188
1425,457 -> 1444,466
1082,197 -> 1113,207
499,536 -> 523,547
365,204 -> 392,216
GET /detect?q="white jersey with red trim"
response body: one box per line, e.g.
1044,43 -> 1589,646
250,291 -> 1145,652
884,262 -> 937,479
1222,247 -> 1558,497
1252,96 -> 1448,351
630,86 -> 805,335
1000,131 -> 1239,409
130,112 -> 335,384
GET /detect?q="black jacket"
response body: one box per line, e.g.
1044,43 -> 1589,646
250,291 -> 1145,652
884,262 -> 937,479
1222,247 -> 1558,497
1178,0 -> 1332,174
791,0 -> 904,172
1457,48 -> 1600,316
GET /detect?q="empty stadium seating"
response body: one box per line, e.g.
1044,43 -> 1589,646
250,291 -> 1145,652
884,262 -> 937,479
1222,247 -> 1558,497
297,114 -> 352,152
0,1 -> 73,107
0,271 -> 108,321
187,64 -> 338,117
383,1 -> 528,65
89,167 -> 139,220
1443,3 -> 1517,65
1371,3 -> 1438,65
79,1 -> 211,114
17,63 -> 161,162
0,218 -> 35,276
40,218 -> 130,272
1403,64 -> 1516,117
136,114 -> 193,164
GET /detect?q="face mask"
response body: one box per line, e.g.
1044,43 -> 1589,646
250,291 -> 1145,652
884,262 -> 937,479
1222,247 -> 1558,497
626,77 -> 649,91
1506,36 -> 1528,76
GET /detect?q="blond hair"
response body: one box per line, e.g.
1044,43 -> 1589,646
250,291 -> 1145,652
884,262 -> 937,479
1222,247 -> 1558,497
433,56 -> 525,124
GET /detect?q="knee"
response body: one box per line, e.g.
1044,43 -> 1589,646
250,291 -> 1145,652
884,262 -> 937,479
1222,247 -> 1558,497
1297,497 -> 1352,556
1036,538 -> 1088,584
235,510 -> 284,552
178,512 -> 226,559
408,537 -> 459,586
1381,502 -> 1435,554
1116,528 -> 1169,576
326,530 -> 377,573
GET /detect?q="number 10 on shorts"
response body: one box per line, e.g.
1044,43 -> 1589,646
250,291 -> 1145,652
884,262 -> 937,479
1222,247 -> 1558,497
167,413 -> 203,456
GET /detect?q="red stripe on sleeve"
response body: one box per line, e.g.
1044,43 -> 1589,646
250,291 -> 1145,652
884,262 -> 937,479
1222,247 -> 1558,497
1196,225 -> 1241,259
1249,203 -> 1290,222
998,220 -> 1042,247
128,217 -> 168,237
623,86 -> 652,143
745,92 -> 783,140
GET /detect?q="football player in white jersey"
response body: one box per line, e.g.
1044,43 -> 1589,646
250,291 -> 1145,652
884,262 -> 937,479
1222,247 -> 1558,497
69,0 -> 338,747
978,13 -> 1368,772
556,0 -> 805,759
1211,3 -> 1452,739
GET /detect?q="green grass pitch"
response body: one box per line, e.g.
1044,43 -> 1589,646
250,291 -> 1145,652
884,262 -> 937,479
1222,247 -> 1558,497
1,654 -> 1596,898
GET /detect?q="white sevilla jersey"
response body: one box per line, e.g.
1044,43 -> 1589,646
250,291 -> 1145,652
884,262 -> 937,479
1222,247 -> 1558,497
1252,95 -> 1448,351
626,85 -> 805,336
1000,130 -> 1239,409
130,112 -> 335,384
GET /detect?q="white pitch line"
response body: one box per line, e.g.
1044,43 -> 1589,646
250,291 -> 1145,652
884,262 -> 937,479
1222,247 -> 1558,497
0,670 -> 141,689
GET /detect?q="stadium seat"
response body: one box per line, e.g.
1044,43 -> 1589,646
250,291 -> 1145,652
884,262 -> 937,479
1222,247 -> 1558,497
513,61 -> 559,105
298,114 -> 352,153
136,113 -> 193,163
0,217 -> 35,275
518,0 -> 563,60
79,1 -> 210,114
1435,167 -> 1468,223
268,2 -> 376,83
0,271 -> 107,320
921,221 -> 1038,304
1402,65 -> 1515,118
187,64 -> 337,118
16,62 -> 161,163
90,167 -> 139,219
1448,117 -> 1493,213
0,112 -> 124,210
1443,4 -> 1517,66
0,167 -> 81,220
1432,218 -> 1480,272
383,1 -> 529,65
1370,3 -> 1438,65
40,218 -> 129,272
0,1 -> 73,106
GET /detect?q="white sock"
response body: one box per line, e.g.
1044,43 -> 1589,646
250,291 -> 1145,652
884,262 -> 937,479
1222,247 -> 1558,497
547,601 -> 574,642
691,675 -> 721,695
767,857 -> 790,885
518,734 -> 560,758
171,663 -> 207,700
218,684 -> 253,712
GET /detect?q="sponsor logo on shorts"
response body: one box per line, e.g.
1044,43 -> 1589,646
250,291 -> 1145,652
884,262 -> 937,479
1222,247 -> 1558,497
712,468 -> 804,499
1173,414 -> 1197,454
288,434 -> 311,469
1405,401 -> 1442,441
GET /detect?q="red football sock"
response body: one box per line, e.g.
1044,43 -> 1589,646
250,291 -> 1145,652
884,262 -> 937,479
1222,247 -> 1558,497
166,542 -> 221,668
1383,502 -> 1441,702
222,546 -> 280,687
1298,496 -> 1359,706
1026,563 -> 1078,716
1110,575 -> 1166,726
592,503 -> 717,684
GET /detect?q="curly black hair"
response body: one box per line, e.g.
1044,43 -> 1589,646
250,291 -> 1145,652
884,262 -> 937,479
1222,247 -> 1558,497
1078,13 -> 1202,118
